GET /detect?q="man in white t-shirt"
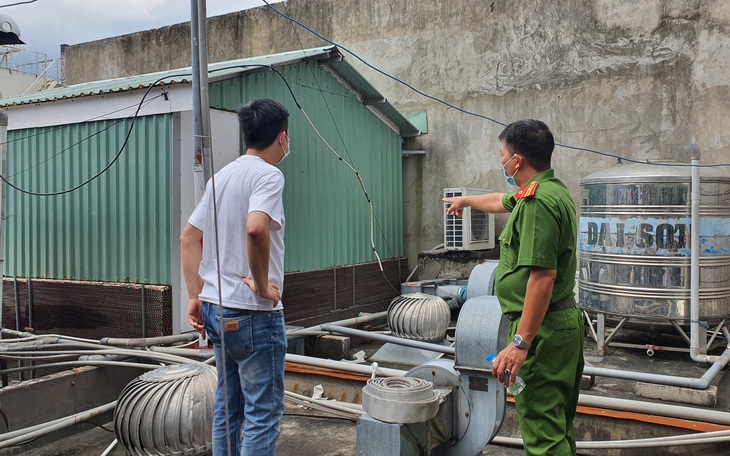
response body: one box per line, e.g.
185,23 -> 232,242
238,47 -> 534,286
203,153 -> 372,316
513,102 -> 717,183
180,98 -> 290,456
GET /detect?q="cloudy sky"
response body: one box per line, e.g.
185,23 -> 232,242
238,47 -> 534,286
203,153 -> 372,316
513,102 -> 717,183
3,0 -> 281,60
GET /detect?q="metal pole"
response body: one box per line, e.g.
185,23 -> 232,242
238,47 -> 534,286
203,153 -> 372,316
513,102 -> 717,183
0,111 -> 5,387
0,110 -> 6,332
190,0 -> 213,203
140,283 -> 146,338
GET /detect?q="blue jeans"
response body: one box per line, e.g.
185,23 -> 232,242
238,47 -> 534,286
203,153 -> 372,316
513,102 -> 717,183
202,302 -> 287,456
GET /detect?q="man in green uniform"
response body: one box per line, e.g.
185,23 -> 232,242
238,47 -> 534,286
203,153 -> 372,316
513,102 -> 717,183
444,119 -> 584,455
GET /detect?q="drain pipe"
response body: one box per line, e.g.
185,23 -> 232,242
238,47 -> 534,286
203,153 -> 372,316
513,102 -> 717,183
320,324 -> 455,355
687,144 -> 724,364
287,311 -> 388,339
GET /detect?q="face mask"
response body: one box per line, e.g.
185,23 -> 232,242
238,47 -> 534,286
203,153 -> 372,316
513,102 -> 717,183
276,132 -> 291,165
502,155 -> 518,186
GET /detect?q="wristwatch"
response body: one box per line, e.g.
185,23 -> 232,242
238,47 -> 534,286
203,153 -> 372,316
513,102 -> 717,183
512,334 -> 531,350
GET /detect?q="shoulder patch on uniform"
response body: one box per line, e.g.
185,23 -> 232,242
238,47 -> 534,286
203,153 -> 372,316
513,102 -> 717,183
515,181 -> 539,201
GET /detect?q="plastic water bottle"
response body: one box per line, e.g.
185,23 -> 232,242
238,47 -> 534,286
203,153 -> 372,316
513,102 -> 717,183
485,353 -> 526,395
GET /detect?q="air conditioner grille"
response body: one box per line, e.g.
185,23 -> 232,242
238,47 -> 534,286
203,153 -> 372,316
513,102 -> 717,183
443,188 -> 496,251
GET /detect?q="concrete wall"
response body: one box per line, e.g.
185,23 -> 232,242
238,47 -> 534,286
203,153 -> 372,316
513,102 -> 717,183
64,0 -> 730,270
0,69 -> 36,98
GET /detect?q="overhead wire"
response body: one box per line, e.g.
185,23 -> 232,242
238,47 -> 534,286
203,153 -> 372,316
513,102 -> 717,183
5,94 -> 165,179
283,0 -> 402,293
0,77 -> 185,196
0,0 -> 37,8
261,0 -> 730,169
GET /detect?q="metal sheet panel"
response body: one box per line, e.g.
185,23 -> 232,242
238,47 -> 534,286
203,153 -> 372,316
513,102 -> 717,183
4,114 -> 172,283
209,63 -> 404,272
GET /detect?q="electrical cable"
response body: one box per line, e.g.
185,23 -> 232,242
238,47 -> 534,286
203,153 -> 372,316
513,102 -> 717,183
4,94 -> 165,179
277,2 -> 413,290
0,93 -> 166,148
0,76 -> 185,196
0,0 -> 37,8
261,0 -> 730,169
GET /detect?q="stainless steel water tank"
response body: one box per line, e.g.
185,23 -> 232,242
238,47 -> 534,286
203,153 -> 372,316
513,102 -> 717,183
578,161 -> 730,324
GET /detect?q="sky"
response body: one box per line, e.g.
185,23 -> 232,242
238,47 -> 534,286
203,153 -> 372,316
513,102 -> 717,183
2,0 -> 281,60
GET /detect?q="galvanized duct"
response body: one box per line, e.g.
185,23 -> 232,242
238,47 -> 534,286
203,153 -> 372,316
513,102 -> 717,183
387,293 -> 450,341
114,363 -> 216,455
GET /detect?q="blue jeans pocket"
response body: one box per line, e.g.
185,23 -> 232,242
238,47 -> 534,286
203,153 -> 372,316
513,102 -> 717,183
216,314 -> 254,358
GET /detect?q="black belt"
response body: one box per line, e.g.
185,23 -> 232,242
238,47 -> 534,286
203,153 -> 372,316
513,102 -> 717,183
505,297 -> 577,321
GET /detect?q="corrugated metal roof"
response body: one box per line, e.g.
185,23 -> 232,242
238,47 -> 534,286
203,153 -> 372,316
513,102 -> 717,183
0,46 -> 420,138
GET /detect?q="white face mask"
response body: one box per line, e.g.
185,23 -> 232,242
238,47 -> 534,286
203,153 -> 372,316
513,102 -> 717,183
276,132 -> 291,165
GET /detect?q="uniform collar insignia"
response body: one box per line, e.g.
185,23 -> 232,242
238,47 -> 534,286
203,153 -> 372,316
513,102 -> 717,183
515,181 -> 539,201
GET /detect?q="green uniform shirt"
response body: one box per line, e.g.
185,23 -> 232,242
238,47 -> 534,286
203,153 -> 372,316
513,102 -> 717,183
495,169 -> 577,314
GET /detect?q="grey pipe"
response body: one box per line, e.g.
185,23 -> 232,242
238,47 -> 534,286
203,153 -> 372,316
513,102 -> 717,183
285,353 -> 407,378
99,333 -> 197,347
584,323 -> 730,390
0,402 -> 116,448
579,393 -> 730,426
320,324 -> 455,355
288,312 -> 388,339
285,352 -> 730,426
0,401 -> 116,442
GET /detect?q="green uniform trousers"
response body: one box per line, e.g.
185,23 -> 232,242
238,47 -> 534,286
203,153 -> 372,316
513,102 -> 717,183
511,306 -> 584,456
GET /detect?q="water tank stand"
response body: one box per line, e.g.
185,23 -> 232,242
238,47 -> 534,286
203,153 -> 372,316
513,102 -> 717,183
583,310 -> 727,357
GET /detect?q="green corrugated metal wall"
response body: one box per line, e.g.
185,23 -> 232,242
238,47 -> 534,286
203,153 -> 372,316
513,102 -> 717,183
4,114 -> 172,283
209,63 -> 404,272
2,61 -> 404,284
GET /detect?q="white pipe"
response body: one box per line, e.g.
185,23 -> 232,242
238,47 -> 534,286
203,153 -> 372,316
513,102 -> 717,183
0,402 -> 116,441
0,402 -> 116,448
285,353 -> 730,426
687,144 -> 722,363
584,346 -> 730,389
99,439 -> 118,456
493,430 -> 730,449
285,353 -> 406,378
285,390 -> 364,415
99,334 -> 197,347
579,393 -> 730,426
287,312 -> 388,338
320,324 -> 455,355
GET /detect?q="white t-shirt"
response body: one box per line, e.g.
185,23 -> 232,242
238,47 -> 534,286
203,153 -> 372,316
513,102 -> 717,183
188,155 -> 285,311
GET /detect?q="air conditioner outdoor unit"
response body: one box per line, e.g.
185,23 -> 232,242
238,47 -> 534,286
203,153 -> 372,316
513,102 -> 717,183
443,188 -> 496,251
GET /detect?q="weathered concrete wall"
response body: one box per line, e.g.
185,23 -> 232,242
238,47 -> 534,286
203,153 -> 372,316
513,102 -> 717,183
64,0 -> 730,270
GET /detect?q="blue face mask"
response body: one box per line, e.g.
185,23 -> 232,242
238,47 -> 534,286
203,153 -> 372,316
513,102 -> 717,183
502,155 -> 518,187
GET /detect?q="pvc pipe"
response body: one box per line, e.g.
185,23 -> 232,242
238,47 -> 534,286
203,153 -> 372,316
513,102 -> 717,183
99,333 -> 197,347
0,347 -> 203,366
687,144 -> 722,364
584,346 -> 730,389
578,393 -> 730,426
285,390 -> 364,415
493,431 -> 730,450
0,402 -> 116,449
0,402 -> 116,442
320,324 -> 455,355
285,352 -> 730,427
100,439 -> 118,456
0,360 -> 161,375
287,312 -> 388,339
285,353 -> 406,378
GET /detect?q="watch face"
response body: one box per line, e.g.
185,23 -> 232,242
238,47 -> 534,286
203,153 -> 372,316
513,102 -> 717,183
513,334 -> 527,348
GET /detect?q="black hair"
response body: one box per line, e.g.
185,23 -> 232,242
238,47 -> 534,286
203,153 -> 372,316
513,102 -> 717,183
498,119 -> 554,171
237,99 -> 290,151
